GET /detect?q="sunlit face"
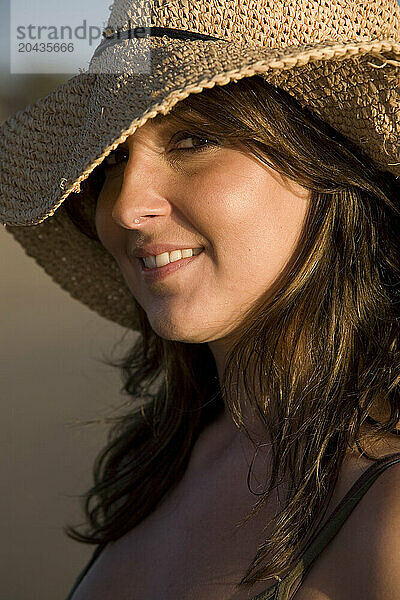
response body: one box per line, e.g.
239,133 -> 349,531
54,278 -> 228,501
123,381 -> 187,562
95,112 -> 310,350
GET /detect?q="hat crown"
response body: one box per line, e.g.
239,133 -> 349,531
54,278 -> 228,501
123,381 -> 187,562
106,0 -> 400,47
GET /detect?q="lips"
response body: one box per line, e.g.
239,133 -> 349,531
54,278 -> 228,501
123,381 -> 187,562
134,244 -> 204,259
141,248 -> 203,269
138,248 -> 204,282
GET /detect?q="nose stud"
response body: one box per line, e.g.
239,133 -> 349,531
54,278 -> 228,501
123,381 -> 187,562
134,217 -> 141,224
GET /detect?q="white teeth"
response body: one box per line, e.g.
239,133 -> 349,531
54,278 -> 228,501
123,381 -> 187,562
155,252 -> 171,268
169,250 -> 182,263
143,248 -> 202,269
144,255 -> 157,268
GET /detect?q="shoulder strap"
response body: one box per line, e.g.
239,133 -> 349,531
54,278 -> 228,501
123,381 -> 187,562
275,451 -> 400,600
67,453 -> 400,600
64,542 -> 107,600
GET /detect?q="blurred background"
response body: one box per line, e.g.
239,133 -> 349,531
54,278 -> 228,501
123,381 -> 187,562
0,1 -> 137,598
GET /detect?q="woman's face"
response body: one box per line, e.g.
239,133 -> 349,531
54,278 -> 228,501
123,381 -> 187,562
95,113 -> 310,347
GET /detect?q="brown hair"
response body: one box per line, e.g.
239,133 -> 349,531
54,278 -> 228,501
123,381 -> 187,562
64,76 -> 400,589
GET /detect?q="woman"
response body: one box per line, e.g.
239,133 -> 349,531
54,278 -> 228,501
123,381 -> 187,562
2,1 -> 400,599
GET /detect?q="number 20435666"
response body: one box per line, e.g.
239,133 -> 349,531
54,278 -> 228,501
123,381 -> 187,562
18,42 -> 74,53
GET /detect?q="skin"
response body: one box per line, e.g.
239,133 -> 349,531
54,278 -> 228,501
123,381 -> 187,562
89,112 -> 400,600
95,113 -> 310,385
91,119 -> 312,599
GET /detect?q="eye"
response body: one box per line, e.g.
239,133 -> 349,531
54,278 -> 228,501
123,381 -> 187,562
103,147 -> 129,170
169,132 -> 220,153
101,132 -> 220,174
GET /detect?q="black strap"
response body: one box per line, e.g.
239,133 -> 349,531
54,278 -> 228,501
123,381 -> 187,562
66,453 -> 400,600
64,542 -> 106,600
91,26 -> 226,62
365,414 -> 400,435
272,451 -> 400,599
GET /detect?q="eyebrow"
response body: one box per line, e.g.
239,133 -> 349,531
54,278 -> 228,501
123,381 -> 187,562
148,107 -> 212,131
118,114 -> 205,149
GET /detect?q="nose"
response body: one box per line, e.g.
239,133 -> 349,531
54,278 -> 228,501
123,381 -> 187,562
110,149 -> 172,229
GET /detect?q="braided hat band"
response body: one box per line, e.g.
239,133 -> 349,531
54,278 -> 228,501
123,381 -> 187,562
1,0 -> 399,330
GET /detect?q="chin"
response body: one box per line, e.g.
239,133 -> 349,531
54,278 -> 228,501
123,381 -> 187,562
146,315 -> 212,344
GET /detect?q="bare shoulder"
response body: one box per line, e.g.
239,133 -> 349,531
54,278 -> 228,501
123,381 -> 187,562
294,443 -> 400,600
338,436 -> 400,600
359,452 -> 400,600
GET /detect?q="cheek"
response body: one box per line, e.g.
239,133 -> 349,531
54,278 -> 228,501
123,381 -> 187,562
95,184 -> 123,256
200,167 -> 309,283
94,191 -> 110,248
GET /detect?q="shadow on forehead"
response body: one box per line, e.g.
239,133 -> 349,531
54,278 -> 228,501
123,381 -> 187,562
148,99 -> 211,130
124,100 -> 213,146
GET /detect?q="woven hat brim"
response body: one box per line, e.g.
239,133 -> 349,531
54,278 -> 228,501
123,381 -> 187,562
2,36 -> 400,226
2,36 -> 400,329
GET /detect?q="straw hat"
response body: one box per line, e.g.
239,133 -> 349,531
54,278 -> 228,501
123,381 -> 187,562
1,0 -> 400,330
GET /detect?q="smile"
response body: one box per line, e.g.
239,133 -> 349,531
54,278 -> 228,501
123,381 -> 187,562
141,247 -> 203,269
138,249 -> 204,282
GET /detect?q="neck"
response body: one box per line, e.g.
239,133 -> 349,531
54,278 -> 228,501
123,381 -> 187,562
207,337 -> 270,440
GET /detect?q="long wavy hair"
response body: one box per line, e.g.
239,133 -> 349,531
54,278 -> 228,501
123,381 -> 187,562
63,75 -> 400,588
